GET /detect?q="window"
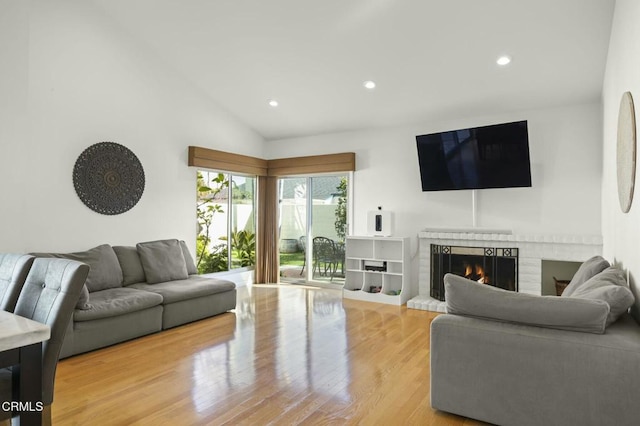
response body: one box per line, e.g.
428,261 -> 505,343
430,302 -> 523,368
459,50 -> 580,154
196,170 -> 256,273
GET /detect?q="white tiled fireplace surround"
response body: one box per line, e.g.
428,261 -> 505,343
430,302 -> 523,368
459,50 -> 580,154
407,229 -> 603,312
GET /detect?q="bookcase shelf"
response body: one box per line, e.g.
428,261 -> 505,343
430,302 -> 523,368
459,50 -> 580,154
342,236 -> 410,305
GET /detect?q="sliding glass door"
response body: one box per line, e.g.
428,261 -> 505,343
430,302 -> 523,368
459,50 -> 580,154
278,175 -> 348,286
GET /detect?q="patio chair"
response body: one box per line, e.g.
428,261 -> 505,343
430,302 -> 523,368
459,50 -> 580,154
313,237 -> 338,280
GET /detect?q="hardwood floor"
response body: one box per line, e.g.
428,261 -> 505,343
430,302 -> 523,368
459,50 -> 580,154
52,284 -> 484,425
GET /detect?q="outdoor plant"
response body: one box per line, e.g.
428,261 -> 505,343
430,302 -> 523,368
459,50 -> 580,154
334,177 -> 347,242
230,229 -> 256,267
196,240 -> 228,274
196,172 -> 229,273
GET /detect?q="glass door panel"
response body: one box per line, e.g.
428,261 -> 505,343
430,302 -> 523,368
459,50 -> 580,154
230,175 -> 256,269
196,171 -> 230,273
278,178 -> 308,283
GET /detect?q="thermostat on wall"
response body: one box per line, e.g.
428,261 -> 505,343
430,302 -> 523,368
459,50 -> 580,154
367,207 -> 393,237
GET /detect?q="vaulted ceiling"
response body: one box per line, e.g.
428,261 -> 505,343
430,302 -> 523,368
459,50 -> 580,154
91,0 -> 615,140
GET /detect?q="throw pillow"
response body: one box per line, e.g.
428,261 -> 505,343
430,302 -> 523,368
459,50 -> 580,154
179,240 -> 198,275
136,239 -> 188,284
444,273 -> 609,334
31,244 -> 123,294
112,246 -> 147,285
568,267 -> 635,326
76,284 -> 92,310
562,255 -> 610,297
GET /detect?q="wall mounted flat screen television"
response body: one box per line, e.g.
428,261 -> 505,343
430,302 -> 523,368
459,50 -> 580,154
416,120 -> 532,191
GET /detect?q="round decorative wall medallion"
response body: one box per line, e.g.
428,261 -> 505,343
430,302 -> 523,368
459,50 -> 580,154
617,91 -> 637,213
73,142 -> 145,215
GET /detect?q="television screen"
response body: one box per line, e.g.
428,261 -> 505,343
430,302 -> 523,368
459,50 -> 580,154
416,120 -> 532,191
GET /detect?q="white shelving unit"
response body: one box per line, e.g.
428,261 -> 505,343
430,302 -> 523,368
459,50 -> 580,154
343,236 -> 411,305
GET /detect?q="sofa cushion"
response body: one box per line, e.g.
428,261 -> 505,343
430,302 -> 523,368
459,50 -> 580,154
31,244 -> 123,294
444,273 -> 610,334
129,276 -> 235,304
76,285 -> 92,310
136,239 -> 188,284
73,287 -> 164,322
562,255 -> 610,297
179,241 -> 198,275
568,267 -> 635,326
113,246 -> 146,285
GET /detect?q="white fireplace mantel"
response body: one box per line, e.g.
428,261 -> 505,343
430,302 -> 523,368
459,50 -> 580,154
408,230 -> 603,312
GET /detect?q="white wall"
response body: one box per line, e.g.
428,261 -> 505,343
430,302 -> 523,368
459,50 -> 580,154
267,103 -> 602,237
0,0 -> 264,253
0,0 -> 29,250
601,0 -> 640,315
267,103 -> 603,280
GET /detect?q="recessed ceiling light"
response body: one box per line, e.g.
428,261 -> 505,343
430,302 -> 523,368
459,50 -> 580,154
363,80 -> 376,90
496,55 -> 512,66
268,99 -> 279,107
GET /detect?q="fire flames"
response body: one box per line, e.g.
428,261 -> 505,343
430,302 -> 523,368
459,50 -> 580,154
464,263 -> 490,284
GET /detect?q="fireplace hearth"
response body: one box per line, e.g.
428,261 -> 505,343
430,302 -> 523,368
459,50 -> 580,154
430,244 -> 518,301
409,230 -> 602,312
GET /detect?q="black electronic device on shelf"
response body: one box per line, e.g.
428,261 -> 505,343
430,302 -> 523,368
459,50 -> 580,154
363,260 -> 387,272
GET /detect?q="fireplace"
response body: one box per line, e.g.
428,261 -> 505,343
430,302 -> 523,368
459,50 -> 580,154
430,244 -> 519,301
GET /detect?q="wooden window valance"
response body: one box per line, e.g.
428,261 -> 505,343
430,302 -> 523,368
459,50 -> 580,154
267,152 -> 355,176
188,147 -> 268,176
188,147 -> 355,176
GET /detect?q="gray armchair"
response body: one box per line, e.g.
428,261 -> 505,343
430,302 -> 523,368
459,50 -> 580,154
0,254 -> 35,312
0,258 -> 89,425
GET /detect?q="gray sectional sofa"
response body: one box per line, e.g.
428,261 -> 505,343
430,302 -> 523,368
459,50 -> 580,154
430,256 -> 640,426
33,239 -> 236,358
